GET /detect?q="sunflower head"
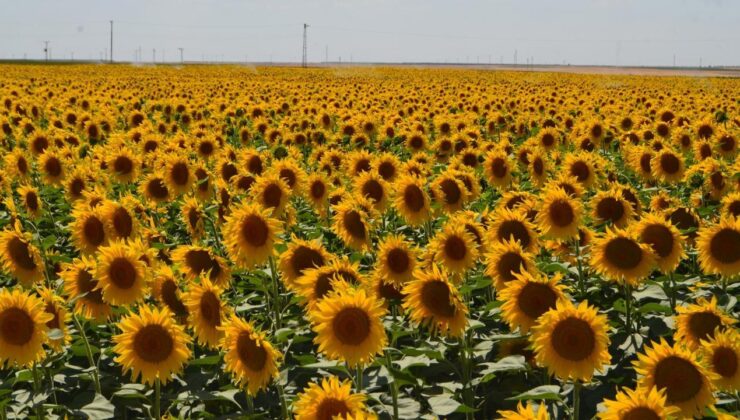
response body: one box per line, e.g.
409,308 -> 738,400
590,228 -> 656,286
598,386 -> 680,420
0,225 -> 44,287
95,240 -> 148,306
393,174 -> 431,226
698,328 -> 740,392
674,297 -> 735,351
485,238 -> 535,291
278,237 -> 330,288
223,202 -> 282,269
500,271 -> 567,334
171,245 -> 231,288
0,288 -> 53,368
293,376 -> 368,420
184,277 -> 229,348
696,217 -> 740,278
220,315 -> 281,395
537,187 -> 582,240
402,265 -> 468,338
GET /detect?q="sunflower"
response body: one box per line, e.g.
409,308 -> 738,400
0,225 -> 44,286
354,172 -> 390,212
310,287 -> 387,366
181,196 -> 205,240
69,206 -> 109,254
590,228 -> 656,286
38,286 -> 70,352
374,235 -> 417,286
278,237 -> 330,289
296,259 -> 361,309
347,150 -> 373,177
720,192 -> 740,219
333,200 -> 371,251
251,173 -> 290,216
18,184 -> 42,219
651,148 -> 685,184
184,277 -> 228,349
293,376 -> 368,420
140,173 -> 170,204
527,149 -> 549,186
223,202 -> 282,269
531,300 -> 611,381
100,198 -> 139,241
393,175 -> 431,226
497,401 -> 549,420
634,339 -> 716,417
483,149 -> 514,188
193,164 -> 214,201
151,266 -> 188,320
61,257 -> 112,321
113,305 -> 192,386
220,315 -> 281,395
162,154 -> 193,196
536,188 -> 582,240
485,239 -> 536,291
429,223 -> 478,275
563,152 -> 597,189
674,297 -> 735,351
699,328 -> 740,391
108,148 -> 139,183
171,245 -> 231,287
305,173 -> 330,214
487,208 -> 539,253
696,217 -> 740,278
0,288 -> 52,368
95,241 -> 148,306
5,148 -> 31,179
272,158 -> 306,195
598,386 -> 680,420
432,173 -> 468,214
634,213 -> 685,273
499,271 -> 567,334
402,265 -> 468,337
38,150 -> 66,185
589,189 -> 634,228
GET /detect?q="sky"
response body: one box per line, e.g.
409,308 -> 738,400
0,0 -> 738,67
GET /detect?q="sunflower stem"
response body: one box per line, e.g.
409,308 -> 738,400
667,272 -> 676,313
385,351 -> 399,420
460,334 -> 474,420
153,377 -> 161,420
276,381 -> 289,419
31,363 -> 44,420
355,364 -> 364,393
572,238 -> 585,297
245,391 -> 254,414
268,256 -> 282,331
46,367 -> 58,407
572,380 -> 581,420
623,283 -> 638,353
72,314 -> 102,394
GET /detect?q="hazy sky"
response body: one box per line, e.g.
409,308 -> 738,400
1,0 -> 738,66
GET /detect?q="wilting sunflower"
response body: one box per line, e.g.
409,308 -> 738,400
296,258 -> 362,308
293,376 -> 368,420
61,256 -> 112,321
590,228 -> 655,286
633,339 -> 716,418
183,277 -> 229,349
696,217 -> 740,278
333,200 -> 371,251
598,386 -> 680,420
223,202 -> 282,269
18,185 -> 42,219
278,237 -> 330,289
485,239 -> 536,291
171,245 -> 231,287
497,401 -> 549,420
310,287 -> 387,367
487,208 -> 539,253
699,328 -> 740,391
651,148 -> 685,183
220,314 -> 281,395
590,189 -> 634,228
499,271 -> 567,334
536,187 -> 582,240
151,266 -> 188,320
113,305 -> 192,386
402,265 -> 468,337
251,173 -> 290,216
374,235 -> 417,286
631,214 -> 684,274
674,297 -> 735,350
429,224 -> 478,275
95,241 -> 148,306
38,286 -> 70,352
531,300 -> 611,381
0,288 -> 52,368
0,224 -> 44,286
483,149 -> 514,188
393,174 -> 431,226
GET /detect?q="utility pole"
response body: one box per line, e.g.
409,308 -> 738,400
110,20 -> 113,63
178,47 -> 184,64
325,45 -> 328,64
673,54 -> 676,67
514,49 -> 517,66
44,41 -> 49,61
153,49 -> 156,63
302,23 -> 309,68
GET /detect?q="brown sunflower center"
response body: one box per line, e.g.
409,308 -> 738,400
343,210 -> 366,240
491,158 -> 507,178
439,179 -> 461,204
709,228 -> 740,265
316,398 -> 351,420
653,356 -> 702,404
688,311 -> 722,343
160,279 -> 187,316
660,153 -> 680,174
241,215 -> 269,247
622,407 -> 660,420
237,331 -> 268,372
248,156 -> 263,175
187,208 -> 200,230
548,199 -> 574,227
171,162 -> 189,186
497,220 -> 531,248
310,181 -> 325,199
133,324 -> 174,363
279,169 -> 296,188
362,180 -> 384,203
604,237 -> 643,270
44,157 -> 62,177
712,346 -> 738,378
386,248 -> 410,274
199,291 -> 221,327
378,161 -> 396,179
640,224 -> 674,259
0,307 -> 34,346
403,184 -> 425,212
517,283 -> 558,320
7,237 -> 37,270
550,317 -> 595,361
77,270 -> 105,304
290,246 -> 325,277
44,302 -> 61,330
421,280 -> 456,318
184,250 -> 221,280
109,257 -> 137,289
332,307 -> 371,346
83,216 -> 106,246
444,235 -> 468,261
596,197 -> 625,224
113,156 -> 133,175
112,207 -> 133,238
262,184 -> 283,209
147,178 -> 169,199
570,161 -> 590,182
497,252 -> 526,283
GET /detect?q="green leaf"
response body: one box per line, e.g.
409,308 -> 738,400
47,328 -> 64,340
508,385 -> 562,401
78,394 -> 115,420
189,355 -> 222,366
479,355 -> 527,374
638,302 -> 672,315
427,394 -> 460,416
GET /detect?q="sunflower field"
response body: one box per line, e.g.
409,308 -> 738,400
0,64 -> 739,420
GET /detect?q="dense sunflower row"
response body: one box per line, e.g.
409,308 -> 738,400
0,64 -> 739,419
